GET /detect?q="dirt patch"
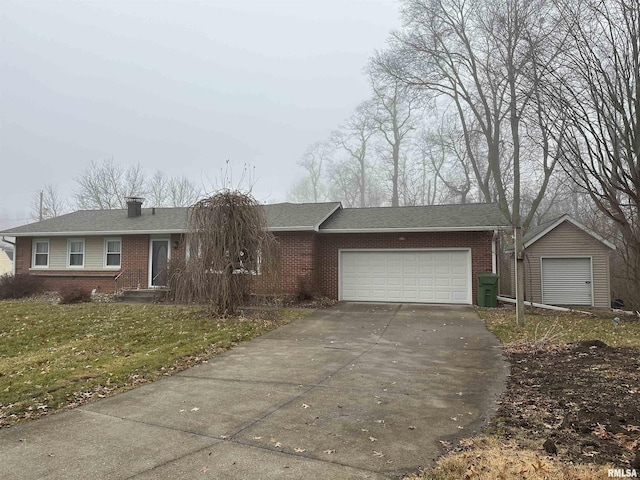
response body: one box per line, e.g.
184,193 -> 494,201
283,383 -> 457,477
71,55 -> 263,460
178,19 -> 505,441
490,340 -> 640,467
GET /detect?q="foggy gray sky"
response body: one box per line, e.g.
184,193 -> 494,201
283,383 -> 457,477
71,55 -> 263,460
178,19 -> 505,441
0,0 -> 401,227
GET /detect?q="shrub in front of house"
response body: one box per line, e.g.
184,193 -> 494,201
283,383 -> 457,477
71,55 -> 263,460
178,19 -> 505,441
58,285 -> 92,304
295,277 -> 316,302
0,274 -> 44,299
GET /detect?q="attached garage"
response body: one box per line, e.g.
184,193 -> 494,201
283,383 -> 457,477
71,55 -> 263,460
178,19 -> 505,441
339,249 -> 472,304
2,201 -> 511,304
541,257 -> 593,306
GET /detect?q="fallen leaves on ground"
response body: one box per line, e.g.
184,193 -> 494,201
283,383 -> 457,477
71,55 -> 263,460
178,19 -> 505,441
491,340 -> 640,467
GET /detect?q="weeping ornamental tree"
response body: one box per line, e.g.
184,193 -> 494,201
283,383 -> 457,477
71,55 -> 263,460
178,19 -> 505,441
169,191 -> 280,315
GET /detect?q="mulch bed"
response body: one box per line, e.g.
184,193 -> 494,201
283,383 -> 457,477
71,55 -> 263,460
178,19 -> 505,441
491,340 -> 640,468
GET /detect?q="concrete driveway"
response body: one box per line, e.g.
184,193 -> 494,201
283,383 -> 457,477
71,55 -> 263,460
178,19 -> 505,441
0,303 -> 507,480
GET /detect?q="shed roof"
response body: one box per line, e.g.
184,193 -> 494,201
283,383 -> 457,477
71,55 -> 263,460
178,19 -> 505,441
505,214 -> 616,251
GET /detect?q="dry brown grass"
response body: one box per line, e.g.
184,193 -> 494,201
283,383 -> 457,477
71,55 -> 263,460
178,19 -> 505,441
410,436 -> 613,480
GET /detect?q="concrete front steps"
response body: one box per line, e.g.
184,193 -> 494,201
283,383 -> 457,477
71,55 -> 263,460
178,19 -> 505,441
115,289 -> 169,304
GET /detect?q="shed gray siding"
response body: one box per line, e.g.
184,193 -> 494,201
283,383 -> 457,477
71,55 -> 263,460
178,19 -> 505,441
511,221 -> 611,307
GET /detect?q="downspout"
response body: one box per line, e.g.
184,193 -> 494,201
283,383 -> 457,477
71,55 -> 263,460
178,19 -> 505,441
491,230 -> 498,274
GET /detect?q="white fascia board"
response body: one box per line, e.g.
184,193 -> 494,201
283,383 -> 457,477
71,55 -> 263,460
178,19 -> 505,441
6,229 -> 187,237
524,215 -> 616,250
269,226 -> 316,232
320,226 -> 509,233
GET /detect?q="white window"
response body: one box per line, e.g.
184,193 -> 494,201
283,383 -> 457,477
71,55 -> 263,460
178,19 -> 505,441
104,238 -> 122,268
68,239 -> 85,268
32,239 -> 49,268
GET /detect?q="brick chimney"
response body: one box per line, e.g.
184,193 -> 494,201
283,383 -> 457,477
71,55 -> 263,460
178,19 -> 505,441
125,197 -> 144,218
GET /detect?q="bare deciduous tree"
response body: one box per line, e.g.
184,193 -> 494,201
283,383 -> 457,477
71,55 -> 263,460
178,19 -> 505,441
378,0 -> 566,323
75,158 -> 146,209
147,170 -> 170,208
296,141 -> 333,203
331,101 -> 378,207
148,171 -> 201,207
31,184 -> 68,220
552,0 -> 640,308
369,65 -> 420,206
168,176 -> 201,207
418,113 -> 481,204
169,191 -> 280,315
75,159 -> 201,209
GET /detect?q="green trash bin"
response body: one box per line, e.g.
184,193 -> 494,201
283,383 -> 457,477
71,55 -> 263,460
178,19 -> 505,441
477,272 -> 499,307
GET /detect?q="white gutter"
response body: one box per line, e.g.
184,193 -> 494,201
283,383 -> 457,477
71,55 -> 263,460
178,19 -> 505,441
4,227 -> 322,237
320,226 -> 510,233
3,229 -> 188,237
497,295 -> 593,315
269,226 -> 316,232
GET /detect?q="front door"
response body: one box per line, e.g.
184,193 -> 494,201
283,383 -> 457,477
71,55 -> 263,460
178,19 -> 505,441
150,239 -> 170,287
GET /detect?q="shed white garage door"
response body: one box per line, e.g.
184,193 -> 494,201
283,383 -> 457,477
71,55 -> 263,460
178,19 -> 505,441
542,257 -> 593,306
340,250 -> 471,304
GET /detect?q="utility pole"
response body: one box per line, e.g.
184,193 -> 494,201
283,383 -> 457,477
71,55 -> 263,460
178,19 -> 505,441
39,191 -> 44,221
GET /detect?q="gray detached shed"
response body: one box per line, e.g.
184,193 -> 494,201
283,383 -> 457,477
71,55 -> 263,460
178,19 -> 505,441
508,215 -> 615,308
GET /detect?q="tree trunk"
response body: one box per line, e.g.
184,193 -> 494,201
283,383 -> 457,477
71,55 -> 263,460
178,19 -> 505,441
514,226 -> 525,326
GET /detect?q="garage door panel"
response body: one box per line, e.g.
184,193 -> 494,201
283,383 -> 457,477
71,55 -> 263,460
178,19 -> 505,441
419,277 -> 435,287
434,265 -> 450,275
542,257 -> 592,306
403,265 -> 417,275
452,291 -> 468,302
452,265 -> 467,275
340,250 -> 470,304
403,277 -> 417,286
387,276 -> 402,286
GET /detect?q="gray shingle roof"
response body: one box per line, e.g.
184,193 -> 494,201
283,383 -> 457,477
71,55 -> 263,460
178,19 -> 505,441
0,208 -> 189,236
0,202 -> 342,236
504,214 -> 616,251
318,203 -> 510,231
264,202 -> 341,231
522,215 -> 563,244
0,202 -> 510,237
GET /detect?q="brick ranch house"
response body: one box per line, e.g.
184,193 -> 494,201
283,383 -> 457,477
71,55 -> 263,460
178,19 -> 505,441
0,199 -> 510,305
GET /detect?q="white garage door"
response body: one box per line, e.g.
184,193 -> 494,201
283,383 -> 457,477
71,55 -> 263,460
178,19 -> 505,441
542,257 -> 593,306
340,250 -> 471,304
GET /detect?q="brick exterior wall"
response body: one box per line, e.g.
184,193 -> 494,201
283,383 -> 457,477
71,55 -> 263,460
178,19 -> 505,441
252,231 -> 317,295
315,231 -> 494,303
14,231 -> 494,303
120,235 -> 149,288
15,237 -> 119,292
15,237 -> 30,276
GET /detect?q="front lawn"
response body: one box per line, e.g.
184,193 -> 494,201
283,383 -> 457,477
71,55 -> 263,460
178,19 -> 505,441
0,300 -> 310,427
